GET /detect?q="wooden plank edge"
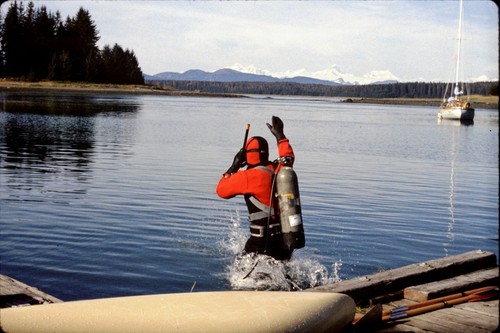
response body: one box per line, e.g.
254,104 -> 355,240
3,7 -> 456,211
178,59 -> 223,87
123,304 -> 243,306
404,267 -> 499,302
307,250 -> 497,304
0,274 -> 62,307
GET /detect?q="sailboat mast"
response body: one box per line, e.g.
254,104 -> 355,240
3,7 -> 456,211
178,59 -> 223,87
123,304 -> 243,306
454,0 -> 464,93
438,0 -> 474,120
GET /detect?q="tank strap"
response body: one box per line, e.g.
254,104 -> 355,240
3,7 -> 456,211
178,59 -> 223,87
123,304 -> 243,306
248,196 -> 274,221
254,165 -> 275,175
248,165 -> 275,221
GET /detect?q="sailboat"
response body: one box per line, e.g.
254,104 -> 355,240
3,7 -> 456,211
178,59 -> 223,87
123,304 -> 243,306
438,0 -> 474,121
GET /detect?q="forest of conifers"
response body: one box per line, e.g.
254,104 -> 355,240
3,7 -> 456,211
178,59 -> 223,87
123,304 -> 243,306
0,1 -> 144,84
147,80 -> 498,99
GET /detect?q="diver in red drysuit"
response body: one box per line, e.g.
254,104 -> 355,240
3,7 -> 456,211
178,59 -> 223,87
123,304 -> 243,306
216,116 -> 295,260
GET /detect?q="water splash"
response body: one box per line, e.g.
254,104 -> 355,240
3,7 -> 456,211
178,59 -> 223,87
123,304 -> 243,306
217,210 -> 343,291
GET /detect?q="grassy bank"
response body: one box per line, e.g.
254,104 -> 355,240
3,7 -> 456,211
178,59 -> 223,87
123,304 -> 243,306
0,79 -> 243,98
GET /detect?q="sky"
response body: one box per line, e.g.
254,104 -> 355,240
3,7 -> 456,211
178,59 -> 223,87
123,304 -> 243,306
4,0 -> 499,82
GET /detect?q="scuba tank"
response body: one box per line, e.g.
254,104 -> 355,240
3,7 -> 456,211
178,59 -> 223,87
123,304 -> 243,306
275,165 -> 305,250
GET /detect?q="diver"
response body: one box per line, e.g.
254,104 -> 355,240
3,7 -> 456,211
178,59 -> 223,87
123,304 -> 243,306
216,116 -> 298,261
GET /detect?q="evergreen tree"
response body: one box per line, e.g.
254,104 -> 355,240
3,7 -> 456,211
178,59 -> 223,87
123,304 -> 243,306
0,9 -> 4,76
0,1 -> 144,84
99,43 -> 143,84
31,6 -> 58,80
2,1 -> 27,77
63,7 -> 100,81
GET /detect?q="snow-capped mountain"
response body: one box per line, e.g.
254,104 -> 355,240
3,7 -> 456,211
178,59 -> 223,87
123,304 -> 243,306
146,68 -> 344,86
145,63 -> 495,85
145,64 -> 400,85
228,63 -> 400,85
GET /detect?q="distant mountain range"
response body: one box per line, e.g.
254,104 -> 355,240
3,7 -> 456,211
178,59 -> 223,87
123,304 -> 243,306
144,64 -> 401,86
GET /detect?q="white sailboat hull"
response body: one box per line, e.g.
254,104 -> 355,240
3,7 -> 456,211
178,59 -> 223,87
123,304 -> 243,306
438,105 -> 475,120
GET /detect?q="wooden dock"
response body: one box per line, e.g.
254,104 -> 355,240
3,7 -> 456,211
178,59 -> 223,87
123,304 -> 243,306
0,274 -> 61,308
308,249 -> 499,332
1,250 -> 498,332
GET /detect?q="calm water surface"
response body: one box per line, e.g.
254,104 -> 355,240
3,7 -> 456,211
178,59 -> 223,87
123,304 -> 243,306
1,92 -> 498,300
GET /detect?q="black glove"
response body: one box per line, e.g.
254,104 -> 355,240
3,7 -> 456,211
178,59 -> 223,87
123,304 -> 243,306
266,115 -> 286,141
226,148 -> 246,174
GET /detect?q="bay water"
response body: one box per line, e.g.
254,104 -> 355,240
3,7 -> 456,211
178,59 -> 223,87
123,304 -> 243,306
0,92 -> 498,301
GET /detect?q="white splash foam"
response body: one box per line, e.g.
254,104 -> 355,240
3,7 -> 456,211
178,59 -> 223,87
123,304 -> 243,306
217,210 -> 343,291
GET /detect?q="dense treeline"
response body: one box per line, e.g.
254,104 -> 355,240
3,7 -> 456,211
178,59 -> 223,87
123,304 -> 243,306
147,80 -> 498,99
0,1 -> 143,84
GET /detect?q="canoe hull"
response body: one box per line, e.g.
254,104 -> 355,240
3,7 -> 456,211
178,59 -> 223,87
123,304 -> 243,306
0,291 -> 355,333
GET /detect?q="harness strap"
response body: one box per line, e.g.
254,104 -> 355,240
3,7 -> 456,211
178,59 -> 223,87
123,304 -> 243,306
250,223 -> 281,238
247,165 -> 276,222
248,196 -> 275,221
255,165 -> 275,175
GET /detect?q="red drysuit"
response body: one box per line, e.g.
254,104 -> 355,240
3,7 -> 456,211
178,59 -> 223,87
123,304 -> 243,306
216,138 -> 295,260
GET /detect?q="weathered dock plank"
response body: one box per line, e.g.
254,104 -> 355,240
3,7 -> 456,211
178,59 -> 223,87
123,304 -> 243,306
406,316 -> 481,333
375,300 -> 499,333
462,300 -> 500,318
404,267 -> 499,302
308,250 -> 497,305
376,322 -> 429,333
451,306 -> 499,331
396,313 -> 489,333
341,250 -> 498,332
0,274 -> 61,307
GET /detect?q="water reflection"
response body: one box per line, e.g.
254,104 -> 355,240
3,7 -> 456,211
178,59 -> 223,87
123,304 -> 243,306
0,92 -> 140,197
437,117 -> 474,126
1,91 -> 141,116
2,113 -> 94,170
443,129 -> 457,256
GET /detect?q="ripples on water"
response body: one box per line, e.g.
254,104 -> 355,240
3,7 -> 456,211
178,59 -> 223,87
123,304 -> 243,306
0,92 -> 498,300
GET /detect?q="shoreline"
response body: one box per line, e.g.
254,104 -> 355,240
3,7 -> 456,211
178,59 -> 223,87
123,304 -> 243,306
341,96 -> 498,109
1,79 -> 497,109
0,79 -> 244,98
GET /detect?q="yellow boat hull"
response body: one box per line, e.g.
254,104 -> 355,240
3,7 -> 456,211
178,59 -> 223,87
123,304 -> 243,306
0,291 -> 355,333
